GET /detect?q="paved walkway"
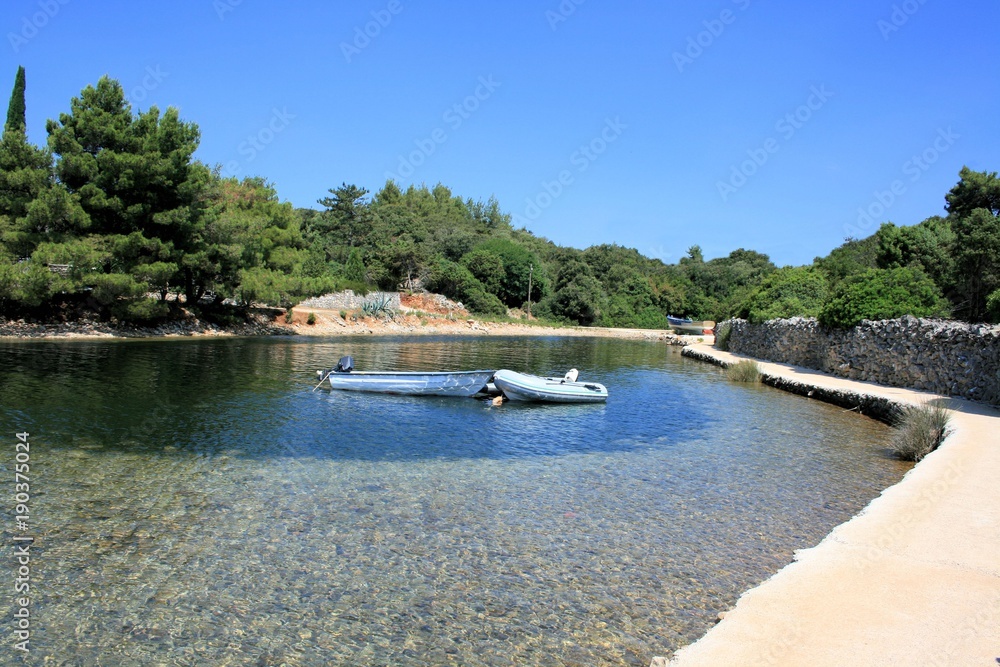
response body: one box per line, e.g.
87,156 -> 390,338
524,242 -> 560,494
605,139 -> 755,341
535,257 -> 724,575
660,345 -> 1000,667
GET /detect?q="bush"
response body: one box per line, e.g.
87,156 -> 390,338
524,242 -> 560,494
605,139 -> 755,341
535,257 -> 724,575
818,267 -> 950,329
306,312 -> 316,325
715,321 -> 731,350
461,248 -> 505,295
726,359 -> 761,383
890,404 -> 950,461
549,275 -> 606,325
471,238 -> 546,307
425,258 -> 505,315
986,288 -> 1000,323
114,298 -> 170,322
462,287 -> 507,315
742,267 -> 829,323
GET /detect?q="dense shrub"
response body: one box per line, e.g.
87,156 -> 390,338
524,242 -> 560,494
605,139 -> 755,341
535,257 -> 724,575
425,258 -> 505,315
818,267 -> 950,328
714,321 -> 731,350
549,275 -> 605,325
741,267 -> 829,323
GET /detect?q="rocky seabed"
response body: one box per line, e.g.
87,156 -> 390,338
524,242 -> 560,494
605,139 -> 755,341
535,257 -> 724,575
720,316 -> 1000,405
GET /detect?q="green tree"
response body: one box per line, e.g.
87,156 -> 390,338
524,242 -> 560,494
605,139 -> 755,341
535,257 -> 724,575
5,66 -> 25,133
316,183 -> 373,250
549,275 -> 606,325
944,168 -> 1000,321
875,218 -> 955,295
46,76 -> 210,307
950,208 -> 1000,321
343,247 -> 367,283
472,238 -> 546,307
461,248 -> 505,295
424,258 -> 505,315
814,235 -> 879,287
945,166 -> 1000,219
818,267 -> 950,328
740,267 -> 829,323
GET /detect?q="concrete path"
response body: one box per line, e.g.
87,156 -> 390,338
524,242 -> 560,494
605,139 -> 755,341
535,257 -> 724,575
661,345 -> 1000,667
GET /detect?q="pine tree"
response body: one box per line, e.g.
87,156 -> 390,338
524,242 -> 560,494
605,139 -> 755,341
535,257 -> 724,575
5,66 -> 26,133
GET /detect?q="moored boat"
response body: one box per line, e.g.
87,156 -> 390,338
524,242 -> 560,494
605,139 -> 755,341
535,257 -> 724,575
492,369 -> 608,403
317,356 -> 495,397
668,315 -> 716,335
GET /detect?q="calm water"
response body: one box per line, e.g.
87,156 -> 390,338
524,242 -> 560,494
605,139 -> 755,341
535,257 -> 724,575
0,336 -> 909,666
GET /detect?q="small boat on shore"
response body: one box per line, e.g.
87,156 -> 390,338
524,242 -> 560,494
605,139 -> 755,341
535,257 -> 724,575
317,356 -> 495,397
492,369 -> 608,403
668,315 -> 716,335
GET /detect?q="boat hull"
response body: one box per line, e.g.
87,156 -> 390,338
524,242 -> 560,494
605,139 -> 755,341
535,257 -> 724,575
493,369 -> 608,403
668,317 -> 716,335
326,370 -> 495,397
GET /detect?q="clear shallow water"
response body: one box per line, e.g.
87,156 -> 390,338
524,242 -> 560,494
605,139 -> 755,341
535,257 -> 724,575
0,336 -> 909,665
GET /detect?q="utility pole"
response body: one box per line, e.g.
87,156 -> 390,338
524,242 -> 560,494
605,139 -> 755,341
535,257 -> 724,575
527,264 -> 533,319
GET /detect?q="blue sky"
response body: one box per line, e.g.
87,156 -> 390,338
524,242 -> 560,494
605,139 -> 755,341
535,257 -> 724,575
4,1 -> 998,266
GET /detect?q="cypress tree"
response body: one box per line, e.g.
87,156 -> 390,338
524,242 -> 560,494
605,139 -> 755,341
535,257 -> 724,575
5,66 -> 26,133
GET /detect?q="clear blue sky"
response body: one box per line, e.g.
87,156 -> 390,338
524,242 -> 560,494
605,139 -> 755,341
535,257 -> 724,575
5,0 -> 998,266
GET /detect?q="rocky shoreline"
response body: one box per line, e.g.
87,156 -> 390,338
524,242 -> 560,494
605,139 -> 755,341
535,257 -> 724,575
0,309 -> 702,345
0,312 -> 290,340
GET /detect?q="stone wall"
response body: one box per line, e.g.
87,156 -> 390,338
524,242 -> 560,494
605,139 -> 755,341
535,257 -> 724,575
721,316 -> 1000,405
297,290 -> 401,311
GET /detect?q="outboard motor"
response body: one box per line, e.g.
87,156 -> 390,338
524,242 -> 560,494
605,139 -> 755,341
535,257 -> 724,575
335,355 -> 354,373
564,368 -> 579,383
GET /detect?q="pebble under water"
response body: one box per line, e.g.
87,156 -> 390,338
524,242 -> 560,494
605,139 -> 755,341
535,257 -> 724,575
0,336 -> 910,665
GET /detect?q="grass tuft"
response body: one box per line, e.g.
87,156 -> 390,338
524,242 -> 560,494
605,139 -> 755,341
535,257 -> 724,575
890,404 -> 951,461
726,359 -> 761,383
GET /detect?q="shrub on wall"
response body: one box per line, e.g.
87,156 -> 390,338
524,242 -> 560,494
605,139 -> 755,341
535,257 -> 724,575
818,267 -> 950,328
741,267 -> 830,323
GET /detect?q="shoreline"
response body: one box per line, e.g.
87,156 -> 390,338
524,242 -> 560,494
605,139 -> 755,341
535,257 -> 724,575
661,344 -> 1000,666
0,308 -> 707,344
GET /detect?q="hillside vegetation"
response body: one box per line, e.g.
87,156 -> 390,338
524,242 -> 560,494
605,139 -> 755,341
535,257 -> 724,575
2,72 -> 999,327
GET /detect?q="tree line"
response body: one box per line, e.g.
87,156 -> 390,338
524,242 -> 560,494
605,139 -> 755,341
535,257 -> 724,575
1,69 -> 998,327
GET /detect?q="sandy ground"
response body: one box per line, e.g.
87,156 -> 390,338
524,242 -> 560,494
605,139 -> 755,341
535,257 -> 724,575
278,307 -> 707,343
659,345 -> 1000,667
0,306 -> 708,344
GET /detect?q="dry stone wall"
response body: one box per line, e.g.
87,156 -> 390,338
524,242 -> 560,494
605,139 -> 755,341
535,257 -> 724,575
297,290 -> 401,311
722,316 -> 1000,405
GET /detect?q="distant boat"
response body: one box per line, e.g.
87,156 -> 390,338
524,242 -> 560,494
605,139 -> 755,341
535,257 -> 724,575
668,316 -> 715,335
492,369 -> 608,403
317,356 -> 495,397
